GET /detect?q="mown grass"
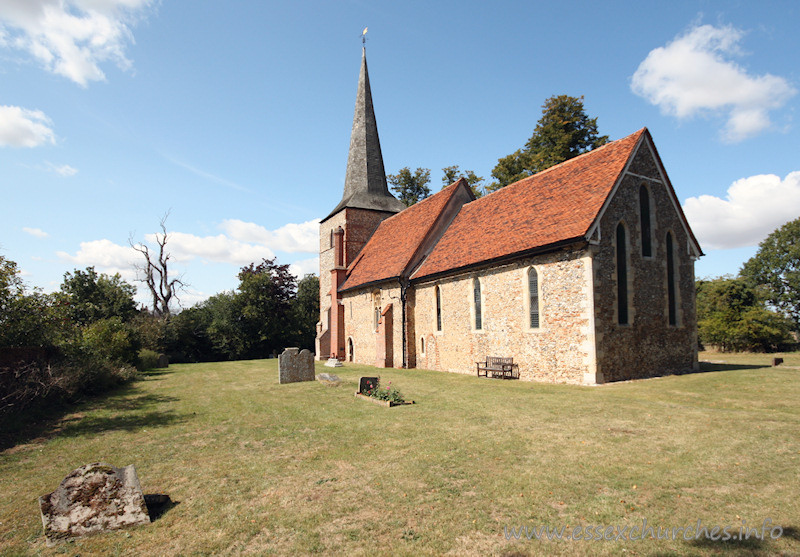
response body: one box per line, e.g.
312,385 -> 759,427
1,354 -> 799,556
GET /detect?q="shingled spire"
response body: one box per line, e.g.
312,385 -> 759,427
323,48 -> 405,221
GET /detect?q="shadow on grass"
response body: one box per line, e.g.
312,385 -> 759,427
140,368 -> 175,379
54,408 -> 187,438
144,494 -> 180,521
683,525 -> 798,554
698,362 -> 771,372
0,382 -> 185,452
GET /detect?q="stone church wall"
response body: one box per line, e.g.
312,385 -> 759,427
591,144 -> 698,381
342,281 -> 404,368
317,208 -> 396,360
414,249 -> 597,384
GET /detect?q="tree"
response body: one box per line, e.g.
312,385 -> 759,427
489,94 -> 608,191
441,165 -> 485,198
388,167 -> 431,207
696,277 -> 793,352
291,274 -> 319,350
236,258 -> 298,358
59,267 -> 138,326
740,217 -> 800,330
131,214 -> 186,317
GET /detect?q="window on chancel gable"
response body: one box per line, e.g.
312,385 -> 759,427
639,184 -> 652,257
528,267 -> 540,328
666,232 -> 678,326
616,223 -> 629,325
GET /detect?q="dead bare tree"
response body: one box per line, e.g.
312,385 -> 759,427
130,213 -> 186,317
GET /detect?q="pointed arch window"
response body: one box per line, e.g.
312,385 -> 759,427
616,223 -> 629,325
666,232 -> 678,326
528,268 -> 540,328
473,278 -> 482,330
639,184 -> 652,257
372,291 -> 381,332
435,285 -> 442,331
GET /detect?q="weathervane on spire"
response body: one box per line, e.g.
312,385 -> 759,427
361,26 -> 368,47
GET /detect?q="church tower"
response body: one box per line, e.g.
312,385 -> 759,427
316,48 -> 406,361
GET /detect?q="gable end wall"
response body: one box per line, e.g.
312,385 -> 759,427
592,142 -> 698,381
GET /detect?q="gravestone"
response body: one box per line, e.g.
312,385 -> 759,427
156,354 -> 169,368
358,376 -> 379,394
279,347 -> 315,384
317,373 -> 341,383
773,357 -> 784,367
39,463 -> 150,546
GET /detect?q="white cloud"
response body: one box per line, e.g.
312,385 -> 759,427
0,0 -> 154,87
57,238 -> 139,281
57,219 -> 321,298
146,231 -> 275,265
0,105 -> 55,147
23,227 -> 49,238
220,218 -> 321,253
631,24 -> 796,142
46,162 -> 78,176
683,171 -> 800,250
289,257 -> 319,279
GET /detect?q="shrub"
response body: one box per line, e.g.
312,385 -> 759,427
137,349 -> 161,371
80,317 -> 140,365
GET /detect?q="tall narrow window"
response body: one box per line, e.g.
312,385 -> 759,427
616,223 -> 629,325
639,185 -> 652,257
528,268 -> 540,328
473,278 -> 482,330
372,291 -> 381,332
435,286 -> 442,331
666,232 -> 677,326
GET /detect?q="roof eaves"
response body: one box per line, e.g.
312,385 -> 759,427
410,236 -> 587,285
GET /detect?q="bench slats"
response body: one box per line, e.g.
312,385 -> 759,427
476,356 -> 519,379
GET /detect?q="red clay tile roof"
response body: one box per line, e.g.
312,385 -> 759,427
411,129 -> 647,280
340,179 -> 470,291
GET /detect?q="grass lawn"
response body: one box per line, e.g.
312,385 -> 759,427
1,353 -> 799,556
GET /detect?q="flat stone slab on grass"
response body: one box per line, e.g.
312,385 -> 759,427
279,347 -> 315,384
39,463 -> 150,546
317,373 -> 341,383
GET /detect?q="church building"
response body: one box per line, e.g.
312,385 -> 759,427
316,49 -> 703,384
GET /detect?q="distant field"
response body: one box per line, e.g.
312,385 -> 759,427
1,354 -> 799,556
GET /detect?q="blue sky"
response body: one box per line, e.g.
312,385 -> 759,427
2,1 -> 799,309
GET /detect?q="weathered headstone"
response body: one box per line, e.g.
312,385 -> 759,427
279,347 -> 315,384
39,463 -> 150,546
358,376 -> 379,394
324,357 -> 343,367
317,373 -> 341,384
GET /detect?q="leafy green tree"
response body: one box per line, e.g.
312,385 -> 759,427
696,277 -> 793,352
388,167 -> 431,207
441,165 -> 485,198
59,267 -> 138,326
489,94 -> 608,191
203,292 -> 247,360
290,274 -> 319,350
164,303 -> 218,363
740,217 -> 800,330
236,258 -> 298,358
0,256 -> 69,348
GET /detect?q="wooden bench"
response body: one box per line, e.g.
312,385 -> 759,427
476,356 -> 519,379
